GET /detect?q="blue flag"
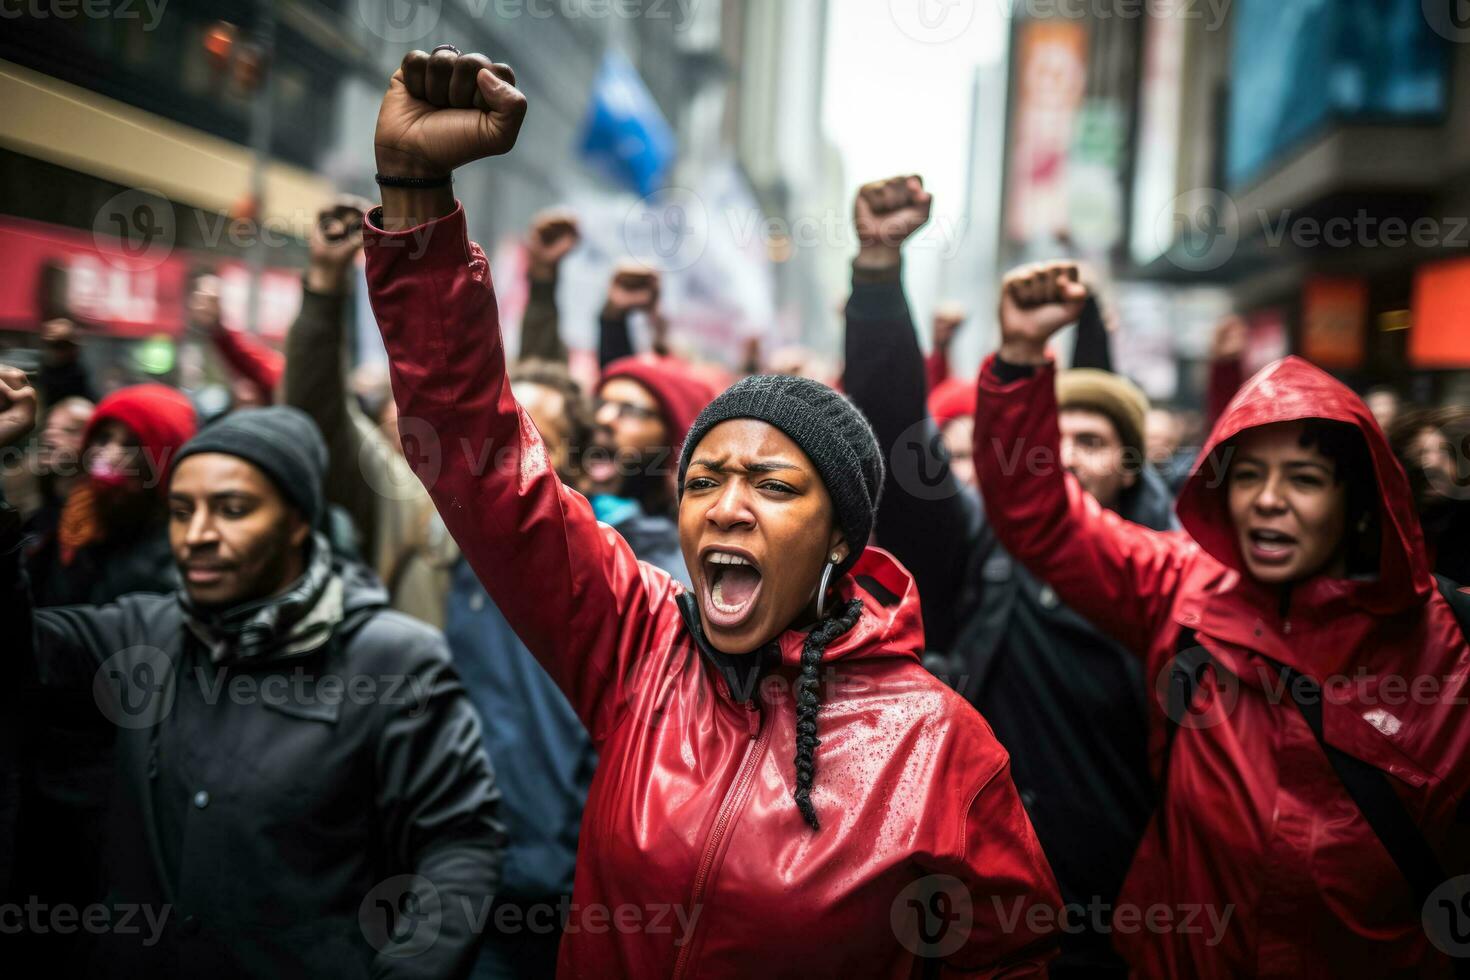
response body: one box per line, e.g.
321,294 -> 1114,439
578,52 -> 677,197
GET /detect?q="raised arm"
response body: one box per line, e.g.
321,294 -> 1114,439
518,210 -> 578,364
974,262 -> 1187,656
926,303 -> 965,392
598,264 -> 660,369
366,48 -> 677,744
1205,315 -> 1247,432
37,319 -> 98,405
843,175 -> 981,650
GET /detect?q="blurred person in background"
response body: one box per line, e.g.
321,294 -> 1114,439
363,48 -> 1062,975
0,375 -> 504,978
1391,406 -> 1470,585
1365,384 -> 1403,435
975,260 -> 1470,977
843,178 -> 1177,977
924,301 -> 968,391
9,379 -> 196,971
283,196 -> 454,627
449,358 -> 598,980
510,210 -> 717,583
187,273 -> 283,410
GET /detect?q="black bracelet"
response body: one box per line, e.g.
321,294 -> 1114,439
375,173 -> 452,189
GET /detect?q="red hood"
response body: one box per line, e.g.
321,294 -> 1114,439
773,546 -> 926,669
1177,356 -> 1429,613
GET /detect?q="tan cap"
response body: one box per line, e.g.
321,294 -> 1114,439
1056,369 -> 1149,458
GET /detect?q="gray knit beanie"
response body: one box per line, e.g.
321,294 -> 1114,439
678,375 -> 883,576
175,406 -> 328,528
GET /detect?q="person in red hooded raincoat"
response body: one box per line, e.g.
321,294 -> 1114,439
362,47 -> 1062,978
973,261 -> 1470,978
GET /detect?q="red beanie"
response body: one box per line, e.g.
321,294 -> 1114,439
928,378 -> 978,428
601,355 -> 720,451
84,384 -> 199,489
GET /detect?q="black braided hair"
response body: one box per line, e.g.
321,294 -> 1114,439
793,597 -> 865,832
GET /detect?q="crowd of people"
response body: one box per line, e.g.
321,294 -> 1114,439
0,45 -> 1469,978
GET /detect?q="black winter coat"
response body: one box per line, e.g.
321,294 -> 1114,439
843,266 -> 1178,973
1,508 -> 505,979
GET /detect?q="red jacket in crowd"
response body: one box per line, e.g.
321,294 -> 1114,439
975,355 -> 1470,978
363,205 -> 1062,979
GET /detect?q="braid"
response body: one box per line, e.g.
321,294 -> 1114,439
793,598 -> 864,832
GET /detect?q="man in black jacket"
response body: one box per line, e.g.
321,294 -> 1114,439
0,367 -> 505,979
843,176 -> 1178,978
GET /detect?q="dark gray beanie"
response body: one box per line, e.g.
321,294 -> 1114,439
175,406 -> 328,527
678,375 -> 883,577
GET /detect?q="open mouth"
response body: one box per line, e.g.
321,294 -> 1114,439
700,548 -> 764,630
1247,528 -> 1298,563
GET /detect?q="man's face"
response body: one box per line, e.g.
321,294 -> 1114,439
587,377 -> 668,493
941,415 -> 975,488
38,400 -> 92,478
1059,408 -> 1135,511
1226,421 -> 1349,586
1365,390 -> 1399,433
513,380 -> 573,482
169,454 -> 309,609
1145,408 -> 1182,465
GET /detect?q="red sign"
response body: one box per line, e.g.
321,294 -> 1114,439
0,215 -> 190,338
1411,257 -> 1470,368
0,216 -> 303,343
1301,277 -> 1368,370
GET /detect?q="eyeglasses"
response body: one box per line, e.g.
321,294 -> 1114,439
594,397 -> 661,423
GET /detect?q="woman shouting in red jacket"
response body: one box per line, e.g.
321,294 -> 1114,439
974,262 -> 1470,978
363,48 -> 1061,978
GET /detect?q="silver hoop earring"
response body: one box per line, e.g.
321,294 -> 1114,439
815,555 -> 839,620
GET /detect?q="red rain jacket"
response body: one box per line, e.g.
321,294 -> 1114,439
975,355 -> 1470,978
364,206 -> 1060,979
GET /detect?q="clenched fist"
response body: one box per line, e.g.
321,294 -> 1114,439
997,262 -> 1089,366
854,175 -> 932,269
527,210 -> 580,281
0,364 -> 38,450
605,263 -> 661,316
375,48 -> 527,178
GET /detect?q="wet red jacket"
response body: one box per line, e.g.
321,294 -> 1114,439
974,355 -> 1470,978
364,206 -> 1060,979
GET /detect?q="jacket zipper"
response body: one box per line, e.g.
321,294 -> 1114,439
671,699 -> 767,979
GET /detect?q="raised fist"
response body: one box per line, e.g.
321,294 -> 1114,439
0,364 -> 38,449
998,262 -> 1089,365
187,274 -> 223,332
606,263 -> 661,316
307,196 -> 371,293
933,304 -> 967,350
374,47 -> 527,179
854,175 -> 932,261
527,210 -> 580,280
1211,315 -> 1248,362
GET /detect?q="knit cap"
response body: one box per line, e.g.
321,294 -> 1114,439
175,407 -> 328,527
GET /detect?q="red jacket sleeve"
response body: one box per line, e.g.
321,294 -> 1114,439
210,323 -> 285,396
362,204 -> 679,745
972,355 -> 1187,657
935,759 -> 1062,977
925,345 -> 950,392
